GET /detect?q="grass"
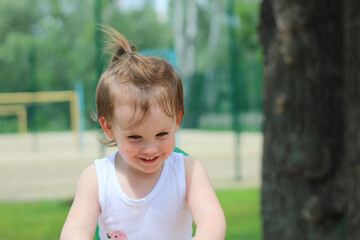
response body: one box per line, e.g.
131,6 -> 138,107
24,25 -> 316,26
217,188 -> 262,240
0,200 -> 71,240
0,188 -> 261,240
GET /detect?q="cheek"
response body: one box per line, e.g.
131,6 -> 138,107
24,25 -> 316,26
118,140 -> 139,157
162,136 -> 176,151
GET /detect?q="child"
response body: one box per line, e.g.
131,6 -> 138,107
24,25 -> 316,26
60,26 -> 226,240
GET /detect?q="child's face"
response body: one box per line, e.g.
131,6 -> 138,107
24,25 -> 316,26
101,104 -> 180,175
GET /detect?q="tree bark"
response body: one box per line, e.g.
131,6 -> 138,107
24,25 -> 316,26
344,0 -> 360,238
260,0 -> 345,239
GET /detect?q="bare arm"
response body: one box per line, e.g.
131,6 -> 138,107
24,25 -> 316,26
185,156 -> 226,240
60,164 -> 100,240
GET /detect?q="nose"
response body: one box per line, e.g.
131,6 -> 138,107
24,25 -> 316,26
142,141 -> 158,155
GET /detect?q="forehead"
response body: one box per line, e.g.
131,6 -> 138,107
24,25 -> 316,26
110,83 -> 177,126
112,104 -> 175,131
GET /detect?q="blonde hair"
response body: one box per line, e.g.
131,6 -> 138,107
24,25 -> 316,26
95,26 -> 184,147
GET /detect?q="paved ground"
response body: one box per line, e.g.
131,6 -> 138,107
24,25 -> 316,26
0,130 -> 263,202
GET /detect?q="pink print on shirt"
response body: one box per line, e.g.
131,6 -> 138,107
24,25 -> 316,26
107,230 -> 128,240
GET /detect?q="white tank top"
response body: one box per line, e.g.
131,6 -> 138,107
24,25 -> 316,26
95,152 -> 193,240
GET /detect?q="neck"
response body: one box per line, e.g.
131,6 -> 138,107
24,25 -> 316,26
114,153 -> 164,199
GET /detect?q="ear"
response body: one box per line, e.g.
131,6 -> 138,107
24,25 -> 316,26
175,112 -> 183,133
177,111 -> 184,125
99,117 -> 115,139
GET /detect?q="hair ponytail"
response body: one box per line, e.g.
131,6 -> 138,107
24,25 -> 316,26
100,25 -> 136,63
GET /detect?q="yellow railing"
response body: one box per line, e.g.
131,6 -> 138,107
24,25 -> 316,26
0,105 -> 28,133
0,91 -> 80,147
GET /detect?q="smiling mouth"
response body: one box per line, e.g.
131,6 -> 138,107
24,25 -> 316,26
140,156 -> 160,163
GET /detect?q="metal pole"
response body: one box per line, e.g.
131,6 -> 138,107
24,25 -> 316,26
29,43 -> 40,152
94,0 -> 103,81
75,81 -> 86,154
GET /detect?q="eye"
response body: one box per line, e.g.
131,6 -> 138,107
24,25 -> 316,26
156,132 -> 168,137
114,234 -> 119,238
128,135 -> 142,140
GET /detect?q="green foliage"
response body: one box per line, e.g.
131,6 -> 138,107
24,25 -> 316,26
0,0 -> 41,42
0,116 -> 18,133
0,189 -> 261,240
235,0 -> 261,52
106,7 -> 173,50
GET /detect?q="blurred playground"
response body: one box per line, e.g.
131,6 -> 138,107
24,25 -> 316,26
0,129 -> 262,202
0,0 -> 263,204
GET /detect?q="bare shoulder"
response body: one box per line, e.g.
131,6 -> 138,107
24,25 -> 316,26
184,155 -> 205,171
76,164 -> 98,197
184,155 -> 198,168
79,164 -> 97,183
184,155 -> 210,189
67,163 -> 100,219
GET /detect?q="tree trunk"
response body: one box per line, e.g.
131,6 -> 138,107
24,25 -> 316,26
344,0 -> 360,238
173,0 -> 184,73
173,0 -> 199,127
204,0 -> 222,112
172,0 -> 197,95
183,0 -> 197,79
260,0 -> 346,239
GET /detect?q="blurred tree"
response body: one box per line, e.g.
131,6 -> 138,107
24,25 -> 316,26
172,0 -> 198,88
171,0 -> 200,127
0,0 -> 41,93
234,0 -> 262,115
260,0 -> 360,239
203,0 -> 223,112
173,0 -> 262,129
106,6 -> 173,50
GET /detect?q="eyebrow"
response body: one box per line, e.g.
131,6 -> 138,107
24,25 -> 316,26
124,127 -> 172,135
157,127 -> 172,132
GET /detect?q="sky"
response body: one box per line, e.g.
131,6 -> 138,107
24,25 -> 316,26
119,0 -> 169,22
120,0 -> 168,13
